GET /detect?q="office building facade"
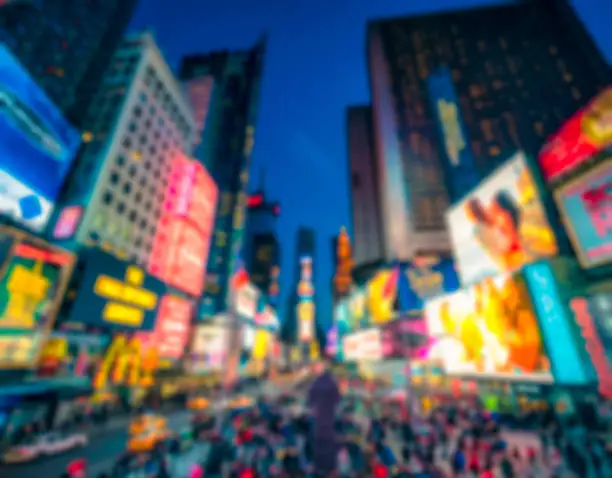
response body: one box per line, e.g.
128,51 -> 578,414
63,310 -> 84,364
52,32 -> 196,267
0,0 -> 138,126
180,38 -> 266,318
346,105 -> 384,267
368,0 -> 611,262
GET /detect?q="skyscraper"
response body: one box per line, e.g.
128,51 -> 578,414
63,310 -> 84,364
0,0 -> 138,126
243,185 -> 281,297
51,32 -> 197,269
368,0 -> 611,262
180,38 -> 266,319
346,105 -> 384,267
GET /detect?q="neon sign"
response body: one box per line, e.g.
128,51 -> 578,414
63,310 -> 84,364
571,297 -> 612,398
437,99 -> 466,166
94,265 -> 158,327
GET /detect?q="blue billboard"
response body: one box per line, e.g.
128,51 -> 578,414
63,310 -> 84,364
67,249 -> 166,331
0,45 -> 81,232
426,67 -> 480,203
523,261 -> 593,385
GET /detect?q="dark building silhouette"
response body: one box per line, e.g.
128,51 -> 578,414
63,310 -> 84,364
180,38 -> 266,319
0,0 -> 138,127
346,105 -> 384,267
368,0 -> 611,261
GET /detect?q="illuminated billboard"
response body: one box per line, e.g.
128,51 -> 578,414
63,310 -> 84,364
0,228 -> 74,368
0,45 -> 81,232
190,321 -> 228,374
446,152 -> 558,286
148,153 -> 217,297
68,249 -> 166,331
235,282 -> 259,319
555,159 -> 612,269
425,272 -> 552,381
571,294 -> 612,398
380,318 -> 431,360
297,256 -> 315,342
523,262 -> 592,386
342,328 -> 382,362
539,88 -> 612,182
136,295 -> 192,360
426,66 -> 480,201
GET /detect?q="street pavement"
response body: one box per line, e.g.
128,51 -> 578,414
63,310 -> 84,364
2,410 -> 192,478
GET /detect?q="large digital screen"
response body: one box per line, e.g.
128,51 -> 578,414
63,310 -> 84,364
0,45 -> 81,232
522,262 -> 592,386
425,272 -> 552,381
0,231 -> 74,368
571,294 -> 612,398
342,328 -> 382,362
135,295 -> 192,360
426,67 -> 480,202
446,152 -> 558,286
381,318 -> 431,360
148,154 -> 217,296
235,282 -> 259,319
68,249 -> 166,331
539,88 -> 612,182
341,258 -> 459,333
555,159 -> 612,269
190,323 -> 228,374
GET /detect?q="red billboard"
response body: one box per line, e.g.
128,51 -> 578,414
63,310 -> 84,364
148,153 -> 217,296
538,88 -> 612,182
136,295 -> 192,360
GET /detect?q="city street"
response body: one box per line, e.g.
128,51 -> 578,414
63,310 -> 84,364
2,410 -> 192,478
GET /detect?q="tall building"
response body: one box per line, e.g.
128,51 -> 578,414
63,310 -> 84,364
243,184 -> 281,297
346,105 -> 384,267
51,32 -> 196,269
180,38 -> 266,319
368,0 -> 611,262
0,0 -> 138,126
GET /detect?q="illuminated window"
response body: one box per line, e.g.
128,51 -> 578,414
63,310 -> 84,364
215,231 -> 227,247
489,146 -> 500,157
219,193 -> 233,216
480,120 -> 494,141
534,121 -> 544,136
492,80 -> 504,91
549,45 -> 558,56
571,87 -> 582,100
256,246 -> 272,262
563,72 -> 573,83
232,208 -> 244,229
469,85 -> 482,98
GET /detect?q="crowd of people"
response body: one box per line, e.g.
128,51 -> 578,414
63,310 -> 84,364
47,361 -> 611,477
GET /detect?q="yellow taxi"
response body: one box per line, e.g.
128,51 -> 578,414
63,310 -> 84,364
187,397 -> 210,411
227,395 -> 253,409
127,414 -> 172,453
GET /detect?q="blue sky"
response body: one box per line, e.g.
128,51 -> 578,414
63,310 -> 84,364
130,0 -> 611,330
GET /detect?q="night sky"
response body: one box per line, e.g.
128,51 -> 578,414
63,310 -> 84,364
130,0 -> 611,330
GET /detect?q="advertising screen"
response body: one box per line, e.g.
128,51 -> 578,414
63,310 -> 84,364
571,294 -> 612,398
555,159 -> 612,269
136,295 -> 192,360
522,262 -> 592,385
539,88 -> 612,182
235,282 -> 259,319
148,154 -> 217,296
425,272 -> 552,381
0,46 -> 81,232
446,152 -> 558,286
190,323 -> 228,374
342,328 -> 382,362
381,318 -> 431,360
68,249 -> 166,331
0,234 -> 74,368
426,67 -> 480,201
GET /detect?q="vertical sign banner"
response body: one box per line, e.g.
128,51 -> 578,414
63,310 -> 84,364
297,256 -> 315,342
523,262 -> 590,385
426,66 -> 480,202
554,159 -> 612,269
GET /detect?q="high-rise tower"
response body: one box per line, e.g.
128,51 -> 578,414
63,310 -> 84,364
368,0 -> 611,262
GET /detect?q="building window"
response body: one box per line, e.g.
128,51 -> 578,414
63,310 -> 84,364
571,87 -> 582,100
215,231 -> 227,247
103,191 -> 113,204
